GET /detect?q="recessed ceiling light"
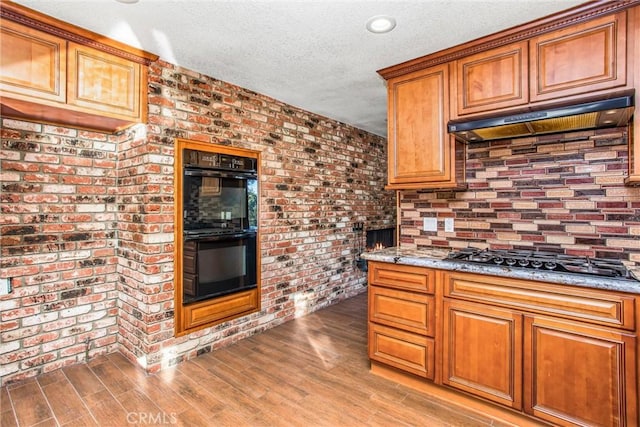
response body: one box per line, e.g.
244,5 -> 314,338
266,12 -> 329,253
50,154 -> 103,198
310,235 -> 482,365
366,15 -> 396,34
116,0 -> 139,3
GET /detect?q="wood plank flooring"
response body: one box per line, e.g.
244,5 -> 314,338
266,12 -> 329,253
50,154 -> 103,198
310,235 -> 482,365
2,292 -> 518,426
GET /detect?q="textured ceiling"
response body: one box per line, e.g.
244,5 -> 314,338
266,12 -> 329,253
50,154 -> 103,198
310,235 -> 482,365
13,0 -> 585,136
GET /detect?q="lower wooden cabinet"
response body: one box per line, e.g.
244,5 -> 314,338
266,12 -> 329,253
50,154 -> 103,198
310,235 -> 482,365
524,315 -> 637,427
181,289 -> 259,331
368,263 -> 639,427
368,262 -> 436,380
369,286 -> 435,336
369,323 -> 435,379
442,299 -> 523,409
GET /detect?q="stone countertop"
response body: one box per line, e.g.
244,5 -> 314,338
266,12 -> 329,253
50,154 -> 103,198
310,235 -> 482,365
360,247 -> 640,295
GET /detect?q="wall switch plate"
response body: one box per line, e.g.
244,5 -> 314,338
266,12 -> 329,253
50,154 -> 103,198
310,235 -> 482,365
444,218 -> 455,233
423,217 -> 437,232
0,278 -> 12,295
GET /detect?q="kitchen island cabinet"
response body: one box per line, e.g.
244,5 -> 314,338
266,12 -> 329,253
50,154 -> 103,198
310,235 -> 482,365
366,259 -> 639,426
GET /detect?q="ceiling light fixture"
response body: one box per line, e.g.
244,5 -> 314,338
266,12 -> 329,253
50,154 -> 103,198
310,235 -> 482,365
116,0 -> 139,4
366,15 -> 396,34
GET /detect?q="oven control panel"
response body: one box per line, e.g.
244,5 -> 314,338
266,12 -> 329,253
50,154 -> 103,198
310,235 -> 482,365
184,149 -> 256,172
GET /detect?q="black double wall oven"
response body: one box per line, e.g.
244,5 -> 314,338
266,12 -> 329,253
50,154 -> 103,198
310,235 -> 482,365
182,149 -> 258,304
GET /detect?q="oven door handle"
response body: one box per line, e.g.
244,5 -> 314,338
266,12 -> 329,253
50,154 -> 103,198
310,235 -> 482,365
184,168 -> 256,180
184,231 -> 256,242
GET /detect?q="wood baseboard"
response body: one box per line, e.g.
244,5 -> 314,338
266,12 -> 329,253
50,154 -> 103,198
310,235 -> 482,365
370,361 -> 548,427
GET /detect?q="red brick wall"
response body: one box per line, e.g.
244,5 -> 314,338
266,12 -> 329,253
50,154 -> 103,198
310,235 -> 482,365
0,120 -> 121,382
399,128 -> 640,265
0,59 -> 395,383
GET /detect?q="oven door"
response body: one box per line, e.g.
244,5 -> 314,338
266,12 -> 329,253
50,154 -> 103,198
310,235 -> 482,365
183,231 -> 257,304
183,168 -> 258,232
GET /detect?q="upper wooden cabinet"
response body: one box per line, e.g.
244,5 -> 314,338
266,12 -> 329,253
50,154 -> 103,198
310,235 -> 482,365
0,1 -> 157,133
380,1 -> 640,188
384,64 -> 465,190
625,5 -> 640,184
67,42 -> 141,119
530,12 -> 627,103
454,41 -> 529,116
0,19 -> 66,104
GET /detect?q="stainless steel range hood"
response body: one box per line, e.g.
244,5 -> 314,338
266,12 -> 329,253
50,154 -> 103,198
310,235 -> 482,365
447,91 -> 634,143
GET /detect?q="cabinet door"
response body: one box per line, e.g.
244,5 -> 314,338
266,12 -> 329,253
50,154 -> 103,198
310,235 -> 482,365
455,41 -> 528,116
369,285 -> 435,336
524,315 -> 637,427
443,299 -> 523,409
369,323 -> 435,380
387,64 -> 459,189
67,42 -> 141,119
0,19 -> 66,103
530,12 -> 626,102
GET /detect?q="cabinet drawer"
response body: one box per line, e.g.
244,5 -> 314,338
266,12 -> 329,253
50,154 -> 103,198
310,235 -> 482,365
369,286 -> 435,336
368,323 -> 435,380
443,272 -> 635,330
183,289 -> 258,330
368,262 -> 435,294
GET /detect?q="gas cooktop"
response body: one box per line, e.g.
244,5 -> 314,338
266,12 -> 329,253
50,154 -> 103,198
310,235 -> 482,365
447,248 -> 633,280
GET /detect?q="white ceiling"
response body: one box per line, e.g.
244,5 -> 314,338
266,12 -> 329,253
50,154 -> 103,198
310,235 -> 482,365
13,0 -> 585,136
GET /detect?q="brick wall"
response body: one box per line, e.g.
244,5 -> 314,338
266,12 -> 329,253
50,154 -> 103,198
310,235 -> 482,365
0,59 -> 395,384
0,121 -> 121,383
399,128 -> 640,265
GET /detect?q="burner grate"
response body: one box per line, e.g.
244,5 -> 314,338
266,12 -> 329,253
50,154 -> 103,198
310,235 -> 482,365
447,248 -> 632,279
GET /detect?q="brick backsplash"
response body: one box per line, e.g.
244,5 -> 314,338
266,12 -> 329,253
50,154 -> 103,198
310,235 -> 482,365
399,128 -> 640,265
0,59 -> 395,384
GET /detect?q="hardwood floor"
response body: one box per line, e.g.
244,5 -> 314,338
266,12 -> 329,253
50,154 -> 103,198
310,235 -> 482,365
2,292 -> 520,426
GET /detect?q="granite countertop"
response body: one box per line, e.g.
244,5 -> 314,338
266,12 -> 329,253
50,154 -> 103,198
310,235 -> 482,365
361,247 -> 640,295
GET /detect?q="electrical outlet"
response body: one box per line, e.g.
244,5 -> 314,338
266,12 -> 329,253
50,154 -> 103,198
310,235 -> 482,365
444,218 -> 455,233
423,217 -> 437,232
0,278 -> 12,295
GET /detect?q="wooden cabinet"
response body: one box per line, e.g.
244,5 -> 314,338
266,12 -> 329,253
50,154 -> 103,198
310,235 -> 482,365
369,323 -> 435,379
0,1 -> 157,133
530,12 -> 627,103
625,5 -> 640,184
442,270 -> 638,426
383,64 -> 465,190
454,41 -> 528,116
524,315 -> 636,427
442,299 -> 522,409
67,42 -> 142,120
182,289 -> 259,331
368,262 -> 436,380
368,262 -> 639,426
0,19 -> 66,103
